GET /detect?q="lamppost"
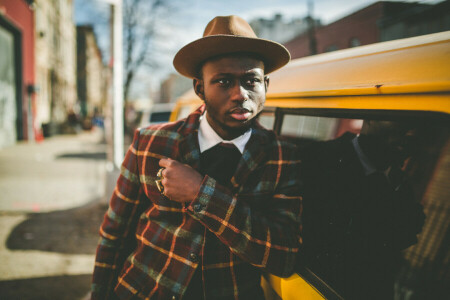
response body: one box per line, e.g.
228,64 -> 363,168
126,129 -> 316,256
100,0 -> 123,170
98,0 -> 123,204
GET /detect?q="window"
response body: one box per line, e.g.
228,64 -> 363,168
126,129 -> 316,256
257,110 -> 275,130
349,37 -> 361,47
325,44 -> 339,52
280,115 -> 339,141
275,108 -> 449,299
149,111 -> 171,123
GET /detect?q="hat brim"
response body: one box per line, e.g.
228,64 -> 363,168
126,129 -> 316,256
173,35 -> 291,78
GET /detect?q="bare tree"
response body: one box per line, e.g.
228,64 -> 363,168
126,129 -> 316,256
75,0 -> 177,101
123,0 -> 174,101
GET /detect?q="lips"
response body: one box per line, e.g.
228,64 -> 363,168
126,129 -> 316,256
229,108 -> 252,121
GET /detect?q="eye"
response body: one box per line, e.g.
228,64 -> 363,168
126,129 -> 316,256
217,78 -> 231,86
245,78 -> 261,86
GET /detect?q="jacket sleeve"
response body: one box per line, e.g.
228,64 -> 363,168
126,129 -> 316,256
186,144 -> 302,278
91,130 -> 145,299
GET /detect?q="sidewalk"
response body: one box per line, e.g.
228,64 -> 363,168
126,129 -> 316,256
0,130 -> 107,212
0,130 -> 109,300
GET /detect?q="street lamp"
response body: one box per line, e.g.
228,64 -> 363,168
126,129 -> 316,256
97,0 -> 124,205
99,0 -> 123,170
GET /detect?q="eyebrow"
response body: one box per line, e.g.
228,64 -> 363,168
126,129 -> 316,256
211,70 -> 262,78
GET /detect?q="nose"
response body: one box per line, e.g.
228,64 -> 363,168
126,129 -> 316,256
230,83 -> 247,102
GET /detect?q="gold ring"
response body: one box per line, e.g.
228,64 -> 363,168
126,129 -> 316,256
157,167 -> 164,179
155,179 -> 164,193
155,168 -> 165,193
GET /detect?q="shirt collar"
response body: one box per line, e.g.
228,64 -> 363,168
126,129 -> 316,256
198,112 -> 252,154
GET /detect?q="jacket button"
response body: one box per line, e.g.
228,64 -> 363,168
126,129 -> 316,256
193,204 -> 203,213
190,253 -> 199,263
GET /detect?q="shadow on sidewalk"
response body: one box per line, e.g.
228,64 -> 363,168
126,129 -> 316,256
6,200 -> 108,254
56,152 -> 107,160
0,274 -> 91,300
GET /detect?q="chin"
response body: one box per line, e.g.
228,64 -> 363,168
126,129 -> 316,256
223,121 -> 252,134
230,118 -> 254,128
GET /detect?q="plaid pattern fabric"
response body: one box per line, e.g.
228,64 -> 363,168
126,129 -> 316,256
91,105 -> 302,300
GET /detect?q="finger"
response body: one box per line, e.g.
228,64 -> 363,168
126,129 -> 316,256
161,177 -> 168,187
159,158 -> 171,167
161,180 -> 172,197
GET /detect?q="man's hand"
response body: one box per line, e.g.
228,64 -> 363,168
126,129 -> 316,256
158,158 -> 203,203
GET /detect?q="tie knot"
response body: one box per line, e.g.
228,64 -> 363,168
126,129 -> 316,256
219,142 -> 238,150
200,142 -> 242,186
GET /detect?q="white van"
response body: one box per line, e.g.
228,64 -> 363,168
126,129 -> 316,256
138,103 -> 176,128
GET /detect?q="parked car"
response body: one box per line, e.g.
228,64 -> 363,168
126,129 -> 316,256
138,103 -> 176,128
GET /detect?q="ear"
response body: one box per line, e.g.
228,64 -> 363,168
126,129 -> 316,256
193,78 -> 205,101
264,75 -> 270,93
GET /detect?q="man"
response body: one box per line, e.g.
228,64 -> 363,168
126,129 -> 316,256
298,120 -> 425,299
91,16 -> 302,300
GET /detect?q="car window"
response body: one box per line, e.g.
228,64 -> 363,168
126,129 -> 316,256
277,109 -> 449,299
257,111 -> 275,130
149,111 -> 171,123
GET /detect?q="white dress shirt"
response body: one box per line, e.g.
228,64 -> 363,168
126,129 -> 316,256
198,112 -> 252,154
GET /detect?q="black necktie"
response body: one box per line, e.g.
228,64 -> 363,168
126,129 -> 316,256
199,142 -> 242,187
183,143 -> 242,300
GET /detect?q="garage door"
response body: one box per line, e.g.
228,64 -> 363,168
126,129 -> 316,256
0,25 -> 17,148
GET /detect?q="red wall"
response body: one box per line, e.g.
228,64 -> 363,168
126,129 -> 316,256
315,3 -> 382,53
0,0 -> 36,140
285,2 -> 383,59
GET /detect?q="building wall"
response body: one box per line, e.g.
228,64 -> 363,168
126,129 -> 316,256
159,73 -> 192,103
285,2 -> 385,59
34,0 -> 76,133
76,25 -> 106,118
250,14 -> 319,44
315,3 -> 383,53
284,1 -> 444,60
380,0 -> 450,41
0,0 -> 35,146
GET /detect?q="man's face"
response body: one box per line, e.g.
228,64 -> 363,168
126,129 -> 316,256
194,54 -> 268,140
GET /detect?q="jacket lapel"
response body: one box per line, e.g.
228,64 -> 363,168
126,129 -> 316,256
178,132 -> 201,170
176,105 -> 204,171
231,123 -> 272,192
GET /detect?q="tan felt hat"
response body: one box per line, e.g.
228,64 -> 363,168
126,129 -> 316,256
173,15 -> 291,78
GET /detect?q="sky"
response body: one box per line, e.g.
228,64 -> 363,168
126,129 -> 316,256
74,0 -> 443,99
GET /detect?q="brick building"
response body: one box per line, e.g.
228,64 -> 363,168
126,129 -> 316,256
34,0 -> 77,136
250,13 -> 320,44
284,1 -> 449,59
159,73 -> 191,103
0,0 -> 36,148
76,25 -> 106,119
380,0 -> 450,41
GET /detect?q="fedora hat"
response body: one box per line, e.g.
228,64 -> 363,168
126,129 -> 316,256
173,15 -> 291,78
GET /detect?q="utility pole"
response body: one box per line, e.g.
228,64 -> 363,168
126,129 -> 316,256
100,0 -> 124,203
307,0 -> 318,55
109,0 -> 124,169
100,0 -> 124,170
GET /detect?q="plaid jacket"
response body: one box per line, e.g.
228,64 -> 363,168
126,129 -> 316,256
91,105 -> 302,300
